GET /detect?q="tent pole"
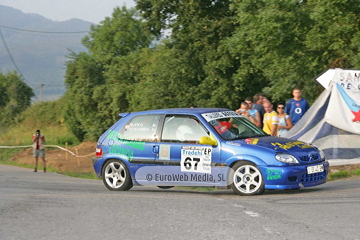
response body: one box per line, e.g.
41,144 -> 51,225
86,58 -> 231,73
332,127 -> 338,159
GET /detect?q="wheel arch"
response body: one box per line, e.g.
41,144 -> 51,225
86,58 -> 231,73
229,158 -> 266,196
101,157 -> 133,191
100,156 -> 131,178
226,155 -> 268,169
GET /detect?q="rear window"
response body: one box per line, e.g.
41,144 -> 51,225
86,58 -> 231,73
120,114 -> 161,142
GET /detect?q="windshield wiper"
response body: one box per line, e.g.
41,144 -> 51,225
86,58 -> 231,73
249,134 -> 267,138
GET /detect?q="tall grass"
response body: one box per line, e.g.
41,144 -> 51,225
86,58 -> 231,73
0,99 -> 79,147
0,99 -> 96,179
328,169 -> 360,181
0,124 -> 77,146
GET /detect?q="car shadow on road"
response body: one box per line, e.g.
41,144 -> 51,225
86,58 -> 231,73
128,178 -> 360,196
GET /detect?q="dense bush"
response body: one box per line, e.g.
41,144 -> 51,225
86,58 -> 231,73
15,98 -> 65,129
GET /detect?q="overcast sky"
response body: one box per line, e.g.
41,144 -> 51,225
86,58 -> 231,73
0,0 -> 136,23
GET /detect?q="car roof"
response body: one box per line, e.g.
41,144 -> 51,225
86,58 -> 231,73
119,108 -> 232,117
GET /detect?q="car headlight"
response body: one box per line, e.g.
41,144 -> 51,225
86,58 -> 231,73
275,153 -> 299,164
319,149 -> 325,159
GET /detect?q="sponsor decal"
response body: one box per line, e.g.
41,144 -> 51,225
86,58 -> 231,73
106,129 -> 146,161
202,111 -> 240,121
181,146 -> 212,173
245,138 -> 259,145
106,130 -> 145,150
159,145 -> 170,160
266,169 -> 282,180
135,166 -> 234,187
108,145 -> 134,161
227,141 -> 241,146
271,141 -> 312,150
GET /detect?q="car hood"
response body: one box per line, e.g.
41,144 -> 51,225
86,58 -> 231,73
239,136 -> 316,151
226,136 -> 322,163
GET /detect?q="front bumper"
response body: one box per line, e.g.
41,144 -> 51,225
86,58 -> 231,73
260,160 -> 329,190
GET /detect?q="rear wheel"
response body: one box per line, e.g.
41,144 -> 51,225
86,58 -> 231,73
102,160 -> 133,191
230,161 -> 265,196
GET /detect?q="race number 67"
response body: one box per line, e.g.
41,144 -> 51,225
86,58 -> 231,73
184,157 -> 200,171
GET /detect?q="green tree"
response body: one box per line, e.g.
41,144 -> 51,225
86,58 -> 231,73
124,45 -> 201,110
305,0 -> 360,69
0,74 -> 7,108
227,0 -> 360,104
63,52 -> 106,141
62,0 -> 360,140
226,0 -> 314,103
136,0 -> 244,109
0,71 -> 34,127
82,6 -> 152,63
64,7 -> 154,141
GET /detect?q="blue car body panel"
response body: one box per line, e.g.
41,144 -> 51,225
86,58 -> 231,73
92,108 -> 328,191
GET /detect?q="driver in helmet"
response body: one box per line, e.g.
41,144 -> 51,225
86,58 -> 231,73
176,118 -> 207,143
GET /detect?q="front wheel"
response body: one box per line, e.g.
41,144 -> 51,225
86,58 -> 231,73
230,161 -> 265,196
102,160 -> 133,191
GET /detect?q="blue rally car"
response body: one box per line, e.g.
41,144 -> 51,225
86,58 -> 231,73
92,108 -> 328,196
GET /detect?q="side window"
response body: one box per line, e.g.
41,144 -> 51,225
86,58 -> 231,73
120,115 -> 161,142
161,115 -> 209,143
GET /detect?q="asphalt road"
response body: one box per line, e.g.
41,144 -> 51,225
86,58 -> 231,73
1,164 -> 359,240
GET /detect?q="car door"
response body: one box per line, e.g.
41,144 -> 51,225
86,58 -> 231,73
113,114 -> 162,164
155,114 -> 221,173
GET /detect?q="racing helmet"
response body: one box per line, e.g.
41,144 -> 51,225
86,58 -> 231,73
176,125 -> 194,142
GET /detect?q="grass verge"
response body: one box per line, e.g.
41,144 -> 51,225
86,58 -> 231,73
0,148 -> 23,162
0,158 -> 99,179
327,168 -> 360,181
0,148 -> 99,180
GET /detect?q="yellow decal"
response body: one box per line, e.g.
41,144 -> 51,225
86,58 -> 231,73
271,141 -> 312,150
245,138 -> 259,145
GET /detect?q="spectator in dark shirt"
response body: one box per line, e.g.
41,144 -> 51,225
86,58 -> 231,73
252,94 -> 266,128
285,88 -> 310,125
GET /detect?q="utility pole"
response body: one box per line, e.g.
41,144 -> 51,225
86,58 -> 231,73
39,84 -> 44,102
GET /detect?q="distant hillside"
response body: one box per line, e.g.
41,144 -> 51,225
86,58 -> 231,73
0,5 -> 93,101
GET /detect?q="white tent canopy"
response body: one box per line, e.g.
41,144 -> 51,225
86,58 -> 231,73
284,68 -> 360,163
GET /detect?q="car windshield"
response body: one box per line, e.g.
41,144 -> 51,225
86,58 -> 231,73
208,116 -> 268,140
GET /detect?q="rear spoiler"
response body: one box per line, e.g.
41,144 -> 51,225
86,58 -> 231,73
119,112 -> 131,118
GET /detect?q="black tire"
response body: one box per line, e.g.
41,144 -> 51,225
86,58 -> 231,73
230,161 -> 265,196
157,186 -> 174,189
102,159 -> 133,191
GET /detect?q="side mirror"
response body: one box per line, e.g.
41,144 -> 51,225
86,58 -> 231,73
199,136 -> 217,146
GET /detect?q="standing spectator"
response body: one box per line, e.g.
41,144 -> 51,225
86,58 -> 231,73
263,102 -> 279,136
32,129 -> 46,172
285,88 -> 310,125
252,94 -> 266,128
276,102 -> 293,137
244,97 -> 261,128
236,102 -> 257,125
262,97 -> 271,106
